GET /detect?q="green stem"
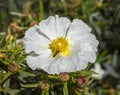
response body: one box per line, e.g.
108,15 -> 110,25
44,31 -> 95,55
39,0 -> 44,21
41,90 -> 45,95
46,91 -> 49,95
42,90 -> 49,95
63,82 -> 68,95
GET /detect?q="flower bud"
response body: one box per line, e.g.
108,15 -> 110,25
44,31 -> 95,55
10,23 -> 16,32
96,1 -> 102,8
30,21 -> 37,26
58,72 -> 69,82
109,88 -> 115,95
0,50 -> 6,58
77,76 -> 88,88
7,63 -> 18,73
39,81 -> 50,91
6,34 -> 15,41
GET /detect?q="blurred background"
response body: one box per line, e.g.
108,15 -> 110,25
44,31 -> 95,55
0,0 -> 120,94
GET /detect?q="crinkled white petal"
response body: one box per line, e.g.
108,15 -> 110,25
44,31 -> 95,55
26,51 -> 52,70
77,34 -> 99,49
67,19 -> 91,41
55,15 -> 71,37
70,56 -> 88,71
24,25 -> 50,54
66,19 -> 98,63
70,41 -> 97,63
79,50 -> 96,63
45,56 -> 88,74
77,43 -> 97,63
39,15 -> 71,40
77,36 -> 98,63
39,16 -> 57,40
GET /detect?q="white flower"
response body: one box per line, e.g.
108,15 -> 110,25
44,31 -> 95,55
92,63 -> 105,80
24,15 -> 99,74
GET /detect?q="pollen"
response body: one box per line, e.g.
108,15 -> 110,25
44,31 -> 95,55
49,37 -> 70,57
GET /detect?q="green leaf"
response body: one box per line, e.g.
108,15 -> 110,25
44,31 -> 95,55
3,78 -> 10,88
18,69 -> 35,77
48,75 -> 58,79
10,12 -> 23,17
4,88 -> 21,94
21,83 -> 38,88
88,79 -> 94,85
50,91 -> 56,95
2,71 -> 12,83
0,59 -> 10,65
112,50 -> 118,67
96,50 -> 108,63
79,70 -> 97,77
0,87 -> 3,92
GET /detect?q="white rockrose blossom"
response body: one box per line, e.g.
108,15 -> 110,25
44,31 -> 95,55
92,63 -> 105,80
24,15 -> 99,74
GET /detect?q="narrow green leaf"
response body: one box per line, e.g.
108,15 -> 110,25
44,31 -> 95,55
112,50 -> 118,67
0,59 -> 10,65
0,87 -> 3,92
2,71 -> 12,83
3,78 -> 10,88
4,88 -> 21,94
96,50 -> 108,62
50,91 -> 55,95
48,75 -> 58,79
21,83 -> 38,88
18,69 -> 35,77
88,79 -> 94,85
10,12 -> 23,17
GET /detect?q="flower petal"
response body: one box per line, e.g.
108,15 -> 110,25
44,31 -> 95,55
26,51 -> 52,70
39,16 -> 57,40
55,15 -> 71,37
67,19 -> 91,41
78,43 -> 97,63
70,40 -> 98,63
24,25 -> 50,54
46,57 -> 74,74
39,15 -> 71,40
72,57 -> 88,71
45,56 -> 88,74
77,34 -> 99,49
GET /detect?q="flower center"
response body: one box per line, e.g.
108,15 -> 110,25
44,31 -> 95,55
49,37 -> 69,57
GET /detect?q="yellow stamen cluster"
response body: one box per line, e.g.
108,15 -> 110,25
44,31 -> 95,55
49,37 -> 69,57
